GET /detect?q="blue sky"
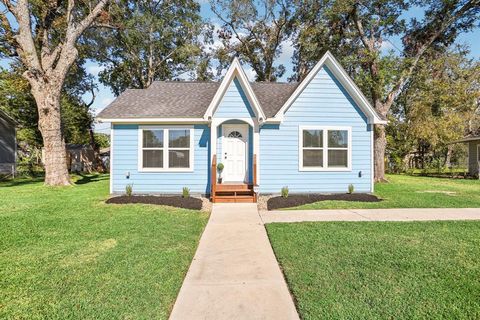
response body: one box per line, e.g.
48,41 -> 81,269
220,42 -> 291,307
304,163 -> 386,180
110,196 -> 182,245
1,1 -> 479,134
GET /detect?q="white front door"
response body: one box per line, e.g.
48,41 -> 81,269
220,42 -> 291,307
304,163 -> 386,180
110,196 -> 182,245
222,124 -> 248,182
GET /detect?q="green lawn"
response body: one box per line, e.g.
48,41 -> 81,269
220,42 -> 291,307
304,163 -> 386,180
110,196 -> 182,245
0,175 -> 208,319
292,174 -> 480,209
267,221 -> 480,319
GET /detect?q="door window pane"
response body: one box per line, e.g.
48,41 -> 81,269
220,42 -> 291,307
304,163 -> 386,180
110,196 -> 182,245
303,150 -> 323,167
169,150 -> 189,168
143,150 -> 163,168
143,130 -> 163,148
169,129 -> 190,148
303,130 -> 323,148
328,130 -> 348,148
328,150 -> 348,167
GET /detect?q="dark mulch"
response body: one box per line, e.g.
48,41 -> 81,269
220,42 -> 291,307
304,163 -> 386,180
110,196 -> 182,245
106,195 -> 203,210
267,193 -> 382,210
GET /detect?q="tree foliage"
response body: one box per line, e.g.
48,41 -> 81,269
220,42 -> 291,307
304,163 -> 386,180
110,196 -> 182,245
387,47 -> 480,170
210,0 -> 295,81
87,0 -> 209,95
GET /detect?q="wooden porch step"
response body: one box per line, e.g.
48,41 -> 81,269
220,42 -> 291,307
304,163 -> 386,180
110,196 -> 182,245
215,190 -> 254,195
216,184 -> 252,192
213,195 -> 256,203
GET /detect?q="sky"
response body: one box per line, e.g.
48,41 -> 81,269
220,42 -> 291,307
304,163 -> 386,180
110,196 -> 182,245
2,1 -> 480,135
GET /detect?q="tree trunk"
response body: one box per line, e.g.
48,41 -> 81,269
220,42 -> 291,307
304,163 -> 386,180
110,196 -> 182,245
444,145 -> 453,168
35,89 -> 71,186
374,124 -> 387,182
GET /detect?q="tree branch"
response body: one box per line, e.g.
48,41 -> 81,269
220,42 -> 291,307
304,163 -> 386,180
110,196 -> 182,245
384,0 -> 480,110
11,0 -> 42,76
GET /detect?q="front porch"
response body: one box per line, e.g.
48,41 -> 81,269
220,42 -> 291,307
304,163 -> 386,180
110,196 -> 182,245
210,155 -> 258,203
209,118 -> 259,203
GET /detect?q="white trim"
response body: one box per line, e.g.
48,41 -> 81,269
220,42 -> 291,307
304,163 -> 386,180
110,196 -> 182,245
110,124 -> 114,194
274,51 -> 387,125
253,121 -> 260,185
298,125 -> 352,172
137,125 -> 194,172
221,124 -> 249,182
98,118 -> 207,124
477,144 -> 480,162
203,57 -> 266,121
370,125 -> 374,193
212,117 -> 255,127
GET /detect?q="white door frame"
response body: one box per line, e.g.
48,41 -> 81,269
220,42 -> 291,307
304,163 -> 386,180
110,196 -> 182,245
222,124 -> 249,182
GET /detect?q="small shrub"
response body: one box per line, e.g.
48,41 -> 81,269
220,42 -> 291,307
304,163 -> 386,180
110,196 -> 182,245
217,163 -> 224,171
182,187 -> 190,198
348,184 -> 354,194
125,184 -> 133,197
281,186 -> 289,198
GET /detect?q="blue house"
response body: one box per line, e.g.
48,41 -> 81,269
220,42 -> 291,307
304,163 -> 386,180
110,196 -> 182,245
98,52 -> 386,202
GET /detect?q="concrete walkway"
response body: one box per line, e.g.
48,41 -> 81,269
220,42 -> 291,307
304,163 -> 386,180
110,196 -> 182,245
170,203 -> 299,320
261,208 -> 480,223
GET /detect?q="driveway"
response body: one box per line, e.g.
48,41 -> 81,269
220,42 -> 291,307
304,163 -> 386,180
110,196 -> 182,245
261,208 -> 480,223
170,203 -> 299,320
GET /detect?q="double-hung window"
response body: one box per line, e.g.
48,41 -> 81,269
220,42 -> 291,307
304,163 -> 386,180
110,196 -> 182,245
299,126 -> 351,171
139,126 -> 194,171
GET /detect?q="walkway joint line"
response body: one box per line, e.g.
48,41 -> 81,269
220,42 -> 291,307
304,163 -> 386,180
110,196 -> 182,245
170,203 -> 300,320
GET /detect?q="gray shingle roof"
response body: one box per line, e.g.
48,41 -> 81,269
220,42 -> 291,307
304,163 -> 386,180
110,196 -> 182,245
97,81 -> 299,119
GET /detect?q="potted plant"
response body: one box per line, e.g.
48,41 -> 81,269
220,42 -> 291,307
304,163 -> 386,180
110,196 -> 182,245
217,162 -> 224,183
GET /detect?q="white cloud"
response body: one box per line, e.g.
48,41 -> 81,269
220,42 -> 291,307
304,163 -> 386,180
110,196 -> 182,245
277,39 -> 294,66
244,67 -> 257,81
380,41 -> 394,51
86,64 -> 106,76
100,97 -> 114,106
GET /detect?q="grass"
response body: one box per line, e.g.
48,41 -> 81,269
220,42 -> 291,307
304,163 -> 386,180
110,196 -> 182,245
0,175 -> 208,319
291,174 -> 480,209
267,221 -> 480,319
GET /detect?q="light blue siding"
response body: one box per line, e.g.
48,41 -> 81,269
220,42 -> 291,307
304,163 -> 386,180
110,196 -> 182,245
259,66 -> 373,193
111,66 -> 373,194
213,77 -> 255,118
213,80 -> 255,183
112,124 -> 210,194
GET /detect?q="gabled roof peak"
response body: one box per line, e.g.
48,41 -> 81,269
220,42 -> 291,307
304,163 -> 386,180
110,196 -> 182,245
273,51 -> 386,125
203,57 -> 266,121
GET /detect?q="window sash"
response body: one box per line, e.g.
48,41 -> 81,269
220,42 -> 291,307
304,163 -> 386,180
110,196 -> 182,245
140,127 -> 193,171
300,127 -> 351,171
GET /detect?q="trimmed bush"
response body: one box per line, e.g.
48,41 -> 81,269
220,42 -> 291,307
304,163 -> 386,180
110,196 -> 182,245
182,187 -> 190,198
281,186 -> 289,198
125,184 -> 133,197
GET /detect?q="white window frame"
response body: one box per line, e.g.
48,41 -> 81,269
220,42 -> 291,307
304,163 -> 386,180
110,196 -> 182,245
299,125 -> 352,172
138,125 -> 194,172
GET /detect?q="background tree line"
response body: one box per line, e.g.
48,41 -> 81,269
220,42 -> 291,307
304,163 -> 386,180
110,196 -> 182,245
1,0 -> 479,184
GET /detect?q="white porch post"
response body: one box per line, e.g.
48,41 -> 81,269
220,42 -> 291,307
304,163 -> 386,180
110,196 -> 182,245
254,120 -> 260,185
210,119 -> 218,162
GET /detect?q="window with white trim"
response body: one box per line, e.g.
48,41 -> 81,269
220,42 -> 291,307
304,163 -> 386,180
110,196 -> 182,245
300,127 -> 351,170
140,127 -> 193,171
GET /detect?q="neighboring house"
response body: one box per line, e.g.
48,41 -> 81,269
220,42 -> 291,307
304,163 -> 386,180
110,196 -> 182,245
97,52 -> 386,202
66,144 -> 96,173
451,132 -> 480,177
0,109 -> 16,176
42,144 -> 95,173
99,147 -> 110,170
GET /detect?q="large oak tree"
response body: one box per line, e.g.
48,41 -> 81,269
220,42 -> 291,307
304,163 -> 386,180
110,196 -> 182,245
87,0 -> 208,95
0,0 -> 109,185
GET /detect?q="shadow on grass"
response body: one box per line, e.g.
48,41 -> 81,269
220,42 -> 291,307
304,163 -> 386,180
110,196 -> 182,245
0,176 -> 45,187
74,173 -> 108,185
0,173 -> 108,187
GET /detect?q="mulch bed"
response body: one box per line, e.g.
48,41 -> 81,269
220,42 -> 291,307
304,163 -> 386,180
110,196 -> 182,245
267,193 -> 382,210
106,195 -> 203,210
